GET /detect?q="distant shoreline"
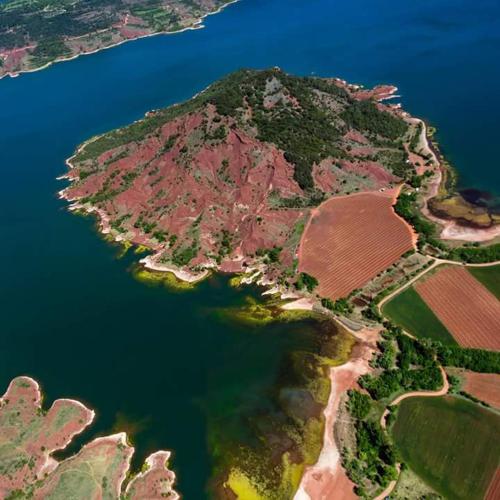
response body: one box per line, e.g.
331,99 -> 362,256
0,0 -> 240,81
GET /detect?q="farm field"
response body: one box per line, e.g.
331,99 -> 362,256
468,264 -> 500,299
485,469 -> 500,500
392,396 -> 500,500
382,286 -> 456,345
415,266 -> 500,350
462,371 -> 500,409
299,192 -> 415,300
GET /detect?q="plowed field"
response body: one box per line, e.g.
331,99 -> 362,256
486,469 -> 500,500
463,372 -> 500,409
415,266 -> 500,350
299,192 -> 416,300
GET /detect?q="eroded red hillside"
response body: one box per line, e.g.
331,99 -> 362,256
61,69 -> 418,284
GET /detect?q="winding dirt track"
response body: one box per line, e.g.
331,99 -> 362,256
299,191 -> 416,300
375,366 -> 449,500
379,366 -> 449,429
415,266 -> 500,350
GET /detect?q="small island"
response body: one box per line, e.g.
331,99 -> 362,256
0,0 -> 234,78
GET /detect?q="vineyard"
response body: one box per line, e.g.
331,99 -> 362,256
299,192 -> 416,300
415,266 -> 500,350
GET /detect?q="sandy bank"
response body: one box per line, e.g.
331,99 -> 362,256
411,121 -> 500,243
295,333 -> 377,500
140,255 -> 210,283
281,297 -> 315,311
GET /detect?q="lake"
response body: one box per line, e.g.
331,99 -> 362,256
1,0 -> 499,497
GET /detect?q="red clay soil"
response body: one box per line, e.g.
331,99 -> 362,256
0,377 -> 179,499
33,434 -> 134,499
298,191 -> 416,300
63,73 -> 412,279
0,376 -> 94,495
353,85 -> 398,101
415,266 -> 500,350
125,451 -> 179,499
64,107 -> 306,274
462,372 -> 500,409
485,468 -> 500,500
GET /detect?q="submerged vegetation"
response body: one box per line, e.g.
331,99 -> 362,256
214,295 -> 316,326
131,265 -> 201,291
207,293 -> 356,498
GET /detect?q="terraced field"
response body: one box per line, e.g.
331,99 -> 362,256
392,396 -> 500,500
299,191 -> 416,300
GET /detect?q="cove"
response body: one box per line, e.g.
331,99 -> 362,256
1,0 -> 500,497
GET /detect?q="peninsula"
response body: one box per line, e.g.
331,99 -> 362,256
0,376 -> 179,499
61,69 -> 420,286
61,68 -> 499,293
59,68 -> 500,498
0,0 -> 234,78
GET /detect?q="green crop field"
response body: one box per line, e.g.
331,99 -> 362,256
382,286 -> 456,345
468,264 -> 500,299
392,396 -> 500,500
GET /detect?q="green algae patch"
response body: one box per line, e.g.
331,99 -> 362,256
115,240 -> 133,259
214,295 -> 318,326
280,453 -> 306,496
226,468 -> 265,500
133,245 -> 150,255
228,274 -> 246,288
301,417 -> 325,465
209,313 -> 357,498
131,265 -> 199,292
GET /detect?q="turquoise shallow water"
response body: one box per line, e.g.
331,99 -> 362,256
1,0 -> 500,497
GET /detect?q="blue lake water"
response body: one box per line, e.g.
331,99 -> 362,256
1,0 -> 499,497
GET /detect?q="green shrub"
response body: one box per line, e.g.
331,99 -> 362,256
347,390 -> 372,420
296,272 -> 318,292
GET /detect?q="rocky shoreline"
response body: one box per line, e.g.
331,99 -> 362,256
0,376 -> 179,499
